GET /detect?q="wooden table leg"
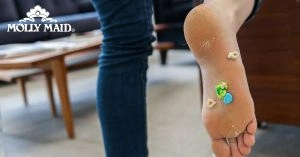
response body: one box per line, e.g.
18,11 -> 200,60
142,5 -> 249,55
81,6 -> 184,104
50,57 -> 74,139
44,71 -> 57,117
17,78 -> 28,106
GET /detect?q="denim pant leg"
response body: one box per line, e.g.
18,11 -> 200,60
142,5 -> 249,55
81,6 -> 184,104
91,0 -> 155,157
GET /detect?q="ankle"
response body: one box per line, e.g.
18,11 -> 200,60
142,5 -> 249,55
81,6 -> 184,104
204,0 -> 255,33
232,0 -> 255,32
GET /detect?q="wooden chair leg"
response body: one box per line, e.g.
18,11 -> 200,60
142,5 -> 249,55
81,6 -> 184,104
44,71 -> 57,117
160,50 -> 168,65
258,121 -> 268,129
17,78 -> 28,106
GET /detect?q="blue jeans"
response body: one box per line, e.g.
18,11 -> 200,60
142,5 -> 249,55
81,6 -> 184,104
91,0 -> 155,156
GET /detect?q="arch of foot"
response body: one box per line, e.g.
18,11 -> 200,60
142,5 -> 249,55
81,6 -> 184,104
206,51 -> 239,108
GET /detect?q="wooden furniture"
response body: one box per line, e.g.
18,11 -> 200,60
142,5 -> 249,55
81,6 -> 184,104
0,41 -> 174,112
0,69 -> 57,116
238,0 -> 300,126
0,49 -> 100,117
0,32 -> 174,139
153,0 -> 193,65
0,34 -> 102,139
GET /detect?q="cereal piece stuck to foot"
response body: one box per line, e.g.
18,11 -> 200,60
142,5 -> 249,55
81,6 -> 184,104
223,92 -> 233,105
227,51 -> 240,60
215,81 -> 228,99
207,98 -> 217,108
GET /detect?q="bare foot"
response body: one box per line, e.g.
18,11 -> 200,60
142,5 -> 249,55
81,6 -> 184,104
184,4 -> 257,157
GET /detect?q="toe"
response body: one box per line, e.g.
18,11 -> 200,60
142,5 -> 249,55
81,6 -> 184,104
211,139 -> 230,157
237,134 -> 251,155
244,133 -> 255,147
247,119 -> 257,135
229,138 -> 243,157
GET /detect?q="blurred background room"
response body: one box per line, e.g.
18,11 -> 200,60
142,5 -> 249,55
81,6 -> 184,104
1,0 -> 300,157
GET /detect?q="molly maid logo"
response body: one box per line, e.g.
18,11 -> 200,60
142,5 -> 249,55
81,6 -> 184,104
7,5 -> 74,33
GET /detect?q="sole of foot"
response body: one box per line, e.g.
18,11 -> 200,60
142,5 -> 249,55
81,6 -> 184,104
184,4 -> 257,157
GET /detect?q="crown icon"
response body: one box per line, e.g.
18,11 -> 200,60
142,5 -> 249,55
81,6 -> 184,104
27,5 -> 49,18
19,5 -> 57,23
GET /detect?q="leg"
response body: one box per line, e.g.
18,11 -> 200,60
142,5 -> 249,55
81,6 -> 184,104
91,0 -> 155,156
258,121 -> 268,129
160,50 -> 168,65
44,71 -> 57,117
50,57 -> 74,139
153,42 -> 175,65
17,78 -> 28,106
184,0 -> 259,156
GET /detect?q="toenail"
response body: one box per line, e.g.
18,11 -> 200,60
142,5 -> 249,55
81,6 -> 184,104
223,93 -> 233,105
227,51 -> 240,60
207,98 -> 217,108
